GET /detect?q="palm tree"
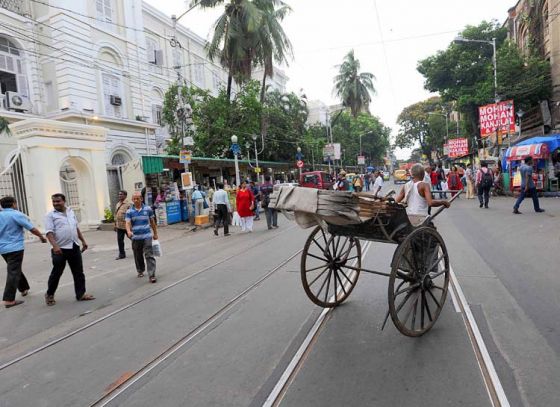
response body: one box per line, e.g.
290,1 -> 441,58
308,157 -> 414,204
252,0 -> 293,102
333,50 -> 376,117
193,0 -> 262,100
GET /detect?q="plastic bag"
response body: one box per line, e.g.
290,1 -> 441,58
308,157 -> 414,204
152,239 -> 162,257
232,211 -> 242,226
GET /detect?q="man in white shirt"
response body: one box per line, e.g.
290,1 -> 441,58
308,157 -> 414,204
213,183 -> 231,236
372,171 -> 384,197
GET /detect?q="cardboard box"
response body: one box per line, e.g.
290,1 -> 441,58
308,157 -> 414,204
194,214 -> 209,225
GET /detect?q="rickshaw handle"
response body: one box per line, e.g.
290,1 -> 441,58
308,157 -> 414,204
423,190 -> 463,224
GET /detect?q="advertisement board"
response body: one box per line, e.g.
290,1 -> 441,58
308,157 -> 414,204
478,100 -> 515,138
447,138 -> 469,158
323,143 -> 341,160
357,155 -> 365,165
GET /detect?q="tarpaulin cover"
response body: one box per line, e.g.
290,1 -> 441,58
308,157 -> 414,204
505,143 -> 549,161
502,134 -> 560,169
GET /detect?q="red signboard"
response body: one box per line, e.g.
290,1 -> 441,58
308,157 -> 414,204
296,160 -> 304,168
478,100 -> 515,138
447,138 -> 469,158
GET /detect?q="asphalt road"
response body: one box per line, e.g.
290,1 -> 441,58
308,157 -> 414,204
1,187 -> 558,406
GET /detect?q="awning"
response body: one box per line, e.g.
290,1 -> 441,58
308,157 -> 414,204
505,143 -> 550,161
142,156 -> 164,174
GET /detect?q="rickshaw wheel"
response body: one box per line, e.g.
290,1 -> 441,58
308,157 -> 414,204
301,226 -> 361,308
388,226 -> 449,337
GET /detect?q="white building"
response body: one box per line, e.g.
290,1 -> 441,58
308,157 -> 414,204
0,0 -> 271,229
252,67 -> 289,94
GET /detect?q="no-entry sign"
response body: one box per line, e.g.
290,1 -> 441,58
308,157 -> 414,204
296,160 -> 304,168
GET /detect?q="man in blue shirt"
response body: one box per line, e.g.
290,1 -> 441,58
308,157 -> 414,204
513,156 -> 545,214
0,196 -> 47,308
260,175 -> 278,230
126,191 -> 159,282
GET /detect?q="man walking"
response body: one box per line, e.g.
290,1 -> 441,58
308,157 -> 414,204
0,197 -> 47,308
114,190 -> 129,260
250,181 -> 261,220
213,183 -> 231,236
126,191 -> 159,282
372,170 -> 384,197
44,193 -> 95,306
260,175 -> 278,230
513,156 -> 545,214
465,164 -> 476,199
476,162 -> 493,209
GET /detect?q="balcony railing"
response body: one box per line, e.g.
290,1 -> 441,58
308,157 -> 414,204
0,0 -> 30,17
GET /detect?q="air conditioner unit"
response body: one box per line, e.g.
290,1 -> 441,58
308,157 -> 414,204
110,95 -> 122,106
5,91 -> 31,112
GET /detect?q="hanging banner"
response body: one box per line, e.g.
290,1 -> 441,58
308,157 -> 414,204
447,138 -> 469,158
478,100 -> 515,138
357,155 -> 365,165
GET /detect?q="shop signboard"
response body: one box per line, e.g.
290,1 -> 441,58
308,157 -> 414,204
323,143 -> 341,161
181,171 -> 193,188
166,201 -> 182,224
447,138 -> 469,158
180,150 -> 192,164
478,100 -> 515,138
357,155 -> 365,165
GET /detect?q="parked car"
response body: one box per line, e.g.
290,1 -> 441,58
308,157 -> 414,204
299,171 -> 334,190
393,169 -> 410,184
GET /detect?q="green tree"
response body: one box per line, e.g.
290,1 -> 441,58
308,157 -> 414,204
395,97 -> 453,161
333,50 -> 376,117
0,117 -> 11,136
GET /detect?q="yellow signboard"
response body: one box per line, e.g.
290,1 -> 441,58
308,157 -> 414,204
255,167 -> 261,173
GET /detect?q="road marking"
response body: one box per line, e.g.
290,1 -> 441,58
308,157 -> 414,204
449,266 -> 510,407
263,241 -> 372,407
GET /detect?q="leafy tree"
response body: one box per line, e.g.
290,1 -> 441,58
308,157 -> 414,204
333,50 -> 376,117
331,112 -> 390,166
395,97 -> 453,162
0,117 -> 11,137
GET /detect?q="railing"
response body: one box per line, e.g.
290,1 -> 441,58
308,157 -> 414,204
0,0 -> 30,17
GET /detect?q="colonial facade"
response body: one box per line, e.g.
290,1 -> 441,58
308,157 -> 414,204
0,0 -> 288,229
506,0 -> 560,139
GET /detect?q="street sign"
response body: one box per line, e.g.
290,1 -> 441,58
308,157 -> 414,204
296,160 -> 304,168
183,136 -> 194,146
179,150 -> 192,164
357,155 -> 365,165
255,167 -> 262,173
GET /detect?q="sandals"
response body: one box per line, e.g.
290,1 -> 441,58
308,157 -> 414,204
150,277 -> 157,284
45,294 -> 56,306
78,293 -> 95,301
5,300 -> 24,308
137,272 -> 144,278
21,290 -> 29,297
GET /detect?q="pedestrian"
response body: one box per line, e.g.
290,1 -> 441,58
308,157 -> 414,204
364,173 -> 371,191
114,190 -> 129,260
335,171 -> 350,191
372,170 -> 384,197
447,166 -> 463,198
423,165 -> 432,185
213,183 -> 231,236
437,163 -> 447,198
476,162 -> 493,208
236,181 -> 255,232
465,164 -> 476,199
260,175 -> 278,230
513,156 -> 545,214
192,186 -> 204,217
250,181 -> 261,220
352,175 -> 363,192
430,166 -> 440,197
493,166 -> 504,196
0,196 -> 47,308
44,193 -> 95,306
125,191 -> 159,283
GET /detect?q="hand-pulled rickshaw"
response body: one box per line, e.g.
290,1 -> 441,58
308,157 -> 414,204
270,187 -> 460,337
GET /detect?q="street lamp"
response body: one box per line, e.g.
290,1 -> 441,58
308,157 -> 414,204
454,35 -> 498,103
516,108 -> 525,141
231,135 -> 241,187
252,134 -> 262,183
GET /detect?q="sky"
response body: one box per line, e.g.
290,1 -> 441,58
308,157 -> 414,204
144,0 -> 514,159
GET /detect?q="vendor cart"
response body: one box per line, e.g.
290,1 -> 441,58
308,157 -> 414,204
270,187 -> 459,337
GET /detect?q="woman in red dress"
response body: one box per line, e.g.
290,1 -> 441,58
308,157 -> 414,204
235,181 -> 255,232
447,166 -> 463,197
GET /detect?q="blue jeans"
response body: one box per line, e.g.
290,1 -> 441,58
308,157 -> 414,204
514,187 -> 540,211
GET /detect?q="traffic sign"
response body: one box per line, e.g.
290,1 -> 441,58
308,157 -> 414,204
180,150 -> 192,164
296,160 -> 304,168
255,167 -> 262,173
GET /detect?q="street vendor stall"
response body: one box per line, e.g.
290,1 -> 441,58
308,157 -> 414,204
504,143 -> 549,192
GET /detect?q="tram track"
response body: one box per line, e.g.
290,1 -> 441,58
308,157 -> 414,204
0,225 -> 297,372
88,247 -> 304,407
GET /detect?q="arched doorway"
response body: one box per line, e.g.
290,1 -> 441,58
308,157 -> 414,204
59,160 -> 81,222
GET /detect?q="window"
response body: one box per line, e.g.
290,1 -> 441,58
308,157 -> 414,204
152,104 -> 162,126
146,38 -> 162,73
96,0 -> 115,30
102,73 -> 122,117
0,37 -> 27,97
193,57 -> 205,88
212,71 -> 221,93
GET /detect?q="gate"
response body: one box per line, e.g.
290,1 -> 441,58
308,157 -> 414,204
59,161 -> 81,222
0,151 -> 28,214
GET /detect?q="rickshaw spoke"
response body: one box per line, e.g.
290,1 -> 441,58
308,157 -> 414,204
429,268 -> 448,279
333,268 -> 338,300
402,292 -> 420,327
314,268 -> 331,298
323,269 -> 333,304
396,270 -> 413,282
395,282 -> 420,297
395,290 -> 416,315
344,255 -> 360,262
427,288 -> 442,309
420,290 -> 426,329
338,268 -> 354,285
411,295 -> 419,330
307,267 -> 329,287
424,291 -> 433,322
333,235 -> 342,255
393,279 -> 407,295
432,285 -> 444,291
305,263 -> 329,273
337,237 -> 349,258
306,252 -> 330,262
339,239 -> 354,261
312,238 -> 328,256
334,270 -> 348,297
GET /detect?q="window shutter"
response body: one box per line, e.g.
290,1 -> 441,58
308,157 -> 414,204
16,74 -> 28,97
155,49 -> 164,66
